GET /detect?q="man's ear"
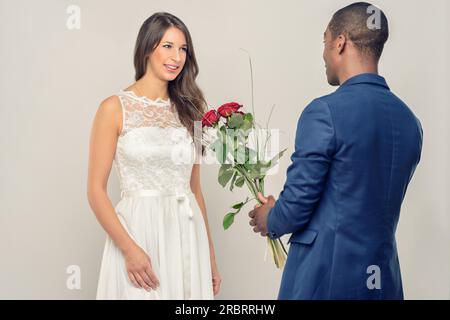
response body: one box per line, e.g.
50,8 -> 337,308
336,34 -> 347,55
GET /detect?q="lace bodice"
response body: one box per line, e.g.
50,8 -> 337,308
114,90 -> 196,196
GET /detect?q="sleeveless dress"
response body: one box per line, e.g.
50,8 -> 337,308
96,90 -> 214,300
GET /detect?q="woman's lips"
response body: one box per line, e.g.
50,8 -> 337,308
164,64 -> 179,73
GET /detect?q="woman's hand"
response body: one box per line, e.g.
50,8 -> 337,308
211,261 -> 222,296
123,244 -> 160,291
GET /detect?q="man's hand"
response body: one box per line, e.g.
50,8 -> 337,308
248,192 -> 276,236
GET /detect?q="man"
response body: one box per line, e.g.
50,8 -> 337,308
248,2 -> 423,299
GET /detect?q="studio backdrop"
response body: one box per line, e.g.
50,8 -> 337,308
0,0 -> 449,299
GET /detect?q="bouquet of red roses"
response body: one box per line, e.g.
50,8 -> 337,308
201,101 -> 288,268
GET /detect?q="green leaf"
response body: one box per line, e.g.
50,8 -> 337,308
240,113 -> 253,132
260,148 -> 288,171
220,164 -> 233,171
247,163 -> 263,180
244,113 -> 253,123
232,202 -> 245,210
223,212 -> 235,230
228,113 -> 244,129
241,119 -> 253,132
211,138 -> 229,164
235,176 -> 245,187
218,164 -> 234,187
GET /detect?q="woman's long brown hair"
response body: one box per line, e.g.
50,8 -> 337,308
134,12 -> 206,154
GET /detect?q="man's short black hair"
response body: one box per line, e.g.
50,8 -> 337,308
328,2 -> 389,60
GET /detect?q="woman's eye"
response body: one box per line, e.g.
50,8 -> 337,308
181,47 -> 188,52
163,44 -> 172,49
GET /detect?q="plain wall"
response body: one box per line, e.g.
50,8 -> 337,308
0,0 -> 449,299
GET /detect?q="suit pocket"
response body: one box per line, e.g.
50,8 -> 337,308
288,229 -> 318,245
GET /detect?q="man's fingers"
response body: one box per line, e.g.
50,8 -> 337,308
248,210 -> 255,218
253,226 -> 259,233
249,219 -> 256,226
257,192 -> 268,204
267,195 -> 276,205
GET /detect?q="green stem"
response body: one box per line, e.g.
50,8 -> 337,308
236,165 -> 259,202
235,166 -> 287,268
254,178 -> 260,194
278,238 -> 288,255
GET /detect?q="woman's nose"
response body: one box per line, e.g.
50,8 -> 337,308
171,50 -> 182,62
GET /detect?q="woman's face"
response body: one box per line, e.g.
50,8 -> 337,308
147,26 -> 188,82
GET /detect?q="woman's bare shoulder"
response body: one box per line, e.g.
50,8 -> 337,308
96,95 -> 122,136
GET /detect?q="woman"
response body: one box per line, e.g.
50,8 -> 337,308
87,12 -> 221,299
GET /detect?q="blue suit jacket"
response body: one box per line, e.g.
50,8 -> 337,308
267,73 -> 423,299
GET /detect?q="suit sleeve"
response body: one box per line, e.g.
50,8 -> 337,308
267,98 -> 336,239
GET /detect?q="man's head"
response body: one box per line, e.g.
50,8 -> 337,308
323,2 -> 389,86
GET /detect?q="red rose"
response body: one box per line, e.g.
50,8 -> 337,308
202,110 -> 220,128
217,102 -> 242,117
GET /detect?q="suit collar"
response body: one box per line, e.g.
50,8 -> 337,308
338,73 -> 390,90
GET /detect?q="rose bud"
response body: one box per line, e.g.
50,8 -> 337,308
202,110 -> 220,128
217,102 -> 243,117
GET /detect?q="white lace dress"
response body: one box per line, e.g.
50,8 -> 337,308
96,90 -> 214,300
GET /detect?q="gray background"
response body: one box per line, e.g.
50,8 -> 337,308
0,0 -> 449,299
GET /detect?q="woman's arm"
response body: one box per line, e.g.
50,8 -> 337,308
86,96 -> 158,291
190,163 -> 221,295
87,96 -> 136,253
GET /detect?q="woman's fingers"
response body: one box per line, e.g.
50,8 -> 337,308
214,282 -> 220,295
124,245 -> 160,291
133,272 -> 149,290
139,270 -> 155,290
145,266 -> 160,288
213,277 -> 221,295
128,272 -> 140,288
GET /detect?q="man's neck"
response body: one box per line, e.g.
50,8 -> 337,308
338,59 -> 379,85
